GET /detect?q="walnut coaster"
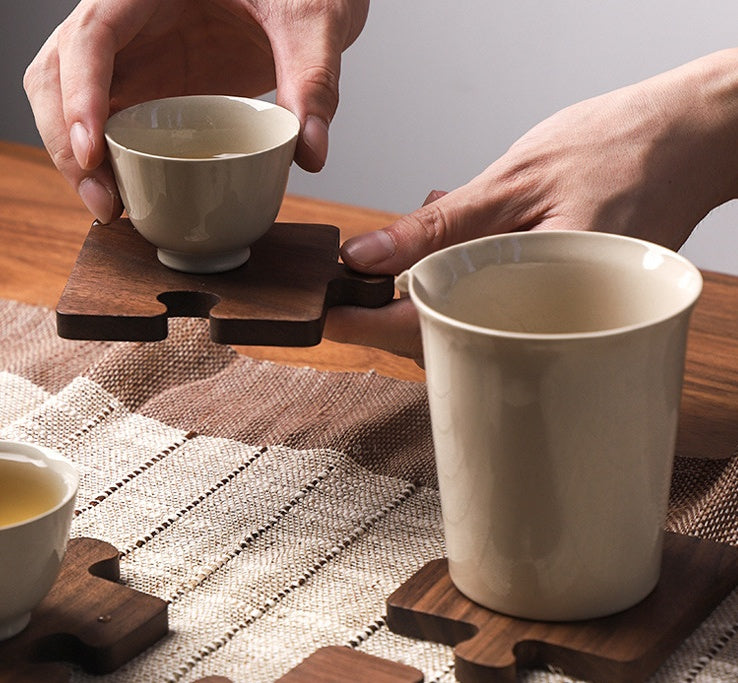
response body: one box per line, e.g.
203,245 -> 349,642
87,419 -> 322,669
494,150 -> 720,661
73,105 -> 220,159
190,647 -> 424,683
275,646 -> 424,682
0,537 -> 168,682
192,647 -> 424,683
386,532 -> 738,683
56,219 -> 395,346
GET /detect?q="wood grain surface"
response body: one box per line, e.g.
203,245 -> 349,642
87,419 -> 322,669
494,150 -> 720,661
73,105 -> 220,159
0,537 -> 168,681
386,532 -> 738,683
56,219 -> 394,345
275,646 -> 425,682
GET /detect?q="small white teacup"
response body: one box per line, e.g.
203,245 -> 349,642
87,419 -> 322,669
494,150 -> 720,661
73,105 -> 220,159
0,441 -> 78,639
105,95 -> 299,274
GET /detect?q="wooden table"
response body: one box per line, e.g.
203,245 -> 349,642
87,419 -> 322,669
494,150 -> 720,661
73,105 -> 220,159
1,139 -> 737,461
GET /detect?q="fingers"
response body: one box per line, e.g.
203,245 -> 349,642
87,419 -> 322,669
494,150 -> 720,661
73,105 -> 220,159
24,0 -> 155,222
268,28 -> 340,172
56,19 -> 116,173
324,190 -> 450,362
58,0 -> 159,164
340,141 -> 562,274
25,31 -> 119,222
260,1 -> 369,171
323,297 -> 424,364
340,176 -> 509,274
330,170 -> 545,360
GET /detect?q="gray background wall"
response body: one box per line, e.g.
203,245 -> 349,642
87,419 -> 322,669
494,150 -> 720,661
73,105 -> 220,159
3,1 -> 738,274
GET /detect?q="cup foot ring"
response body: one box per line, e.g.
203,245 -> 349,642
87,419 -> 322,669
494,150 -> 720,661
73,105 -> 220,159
156,247 -> 251,274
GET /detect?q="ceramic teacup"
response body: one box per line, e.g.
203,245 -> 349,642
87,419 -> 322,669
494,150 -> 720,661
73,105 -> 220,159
398,231 -> 702,621
105,95 -> 299,274
0,440 -> 78,639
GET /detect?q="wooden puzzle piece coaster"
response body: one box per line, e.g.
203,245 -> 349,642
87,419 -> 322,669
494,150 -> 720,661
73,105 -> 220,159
386,532 -> 738,683
192,647 -> 425,683
0,537 -> 168,681
275,646 -> 425,682
56,219 -> 395,346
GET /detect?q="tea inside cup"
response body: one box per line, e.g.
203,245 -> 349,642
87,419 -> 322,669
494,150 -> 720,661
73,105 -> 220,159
0,441 -> 78,639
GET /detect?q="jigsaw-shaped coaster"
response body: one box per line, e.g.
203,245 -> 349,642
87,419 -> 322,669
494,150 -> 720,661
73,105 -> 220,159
386,532 -> 738,683
192,647 -> 425,683
56,219 -> 395,346
0,537 -> 168,682
276,646 -> 424,682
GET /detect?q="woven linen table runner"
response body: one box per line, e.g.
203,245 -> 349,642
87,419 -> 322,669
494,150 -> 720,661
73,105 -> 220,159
0,298 -> 737,683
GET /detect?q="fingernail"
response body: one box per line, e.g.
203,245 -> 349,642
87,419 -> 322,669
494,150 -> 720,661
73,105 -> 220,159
342,229 -> 396,268
303,115 -> 329,168
70,122 -> 92,169
78,177 -> 115,224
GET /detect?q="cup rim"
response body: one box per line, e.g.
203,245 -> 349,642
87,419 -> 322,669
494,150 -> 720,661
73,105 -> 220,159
403,230 -> 704,341
0,440 -> 79,530
104,94 -> 300,162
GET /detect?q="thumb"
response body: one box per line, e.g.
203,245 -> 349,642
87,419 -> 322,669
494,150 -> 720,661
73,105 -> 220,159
264,5 -> 366,172
341,179 -> 505,274
272,41 -> 337,171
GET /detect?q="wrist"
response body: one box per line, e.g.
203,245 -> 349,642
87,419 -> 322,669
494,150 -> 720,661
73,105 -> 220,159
666,48 -> 738,207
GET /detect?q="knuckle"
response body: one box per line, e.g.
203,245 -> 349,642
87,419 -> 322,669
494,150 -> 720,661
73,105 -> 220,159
297,63 -> 340,111
45,131 -> 78,174
399,202 -> 451,252
22,62 -> 40,95
55,12 -> 86,45
23,39 -> 57,96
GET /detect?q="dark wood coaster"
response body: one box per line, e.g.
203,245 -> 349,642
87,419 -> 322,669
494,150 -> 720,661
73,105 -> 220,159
275,646 -> 425,682
55,219 -> 394,346
386,532 -> 738,683
0,537 -> 168,681
191,647 -> 425,683
0,662 -> 69,683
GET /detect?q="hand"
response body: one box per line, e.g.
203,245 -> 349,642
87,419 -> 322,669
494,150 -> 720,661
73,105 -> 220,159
24,0 -> 369,222
325,49 -> 738,361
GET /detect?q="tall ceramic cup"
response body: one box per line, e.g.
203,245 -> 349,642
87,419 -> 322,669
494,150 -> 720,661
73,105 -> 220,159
105,95 -> 299,274
398,231 -> 702,621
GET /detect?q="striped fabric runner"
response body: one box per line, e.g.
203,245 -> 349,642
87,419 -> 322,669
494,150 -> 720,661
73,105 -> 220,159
0,298 -> 736,682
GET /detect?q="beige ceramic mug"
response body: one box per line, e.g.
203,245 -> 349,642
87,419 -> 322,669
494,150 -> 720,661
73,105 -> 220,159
105,95 -> 299,274
0,440 -> 78,639
398,231 -> 702,621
